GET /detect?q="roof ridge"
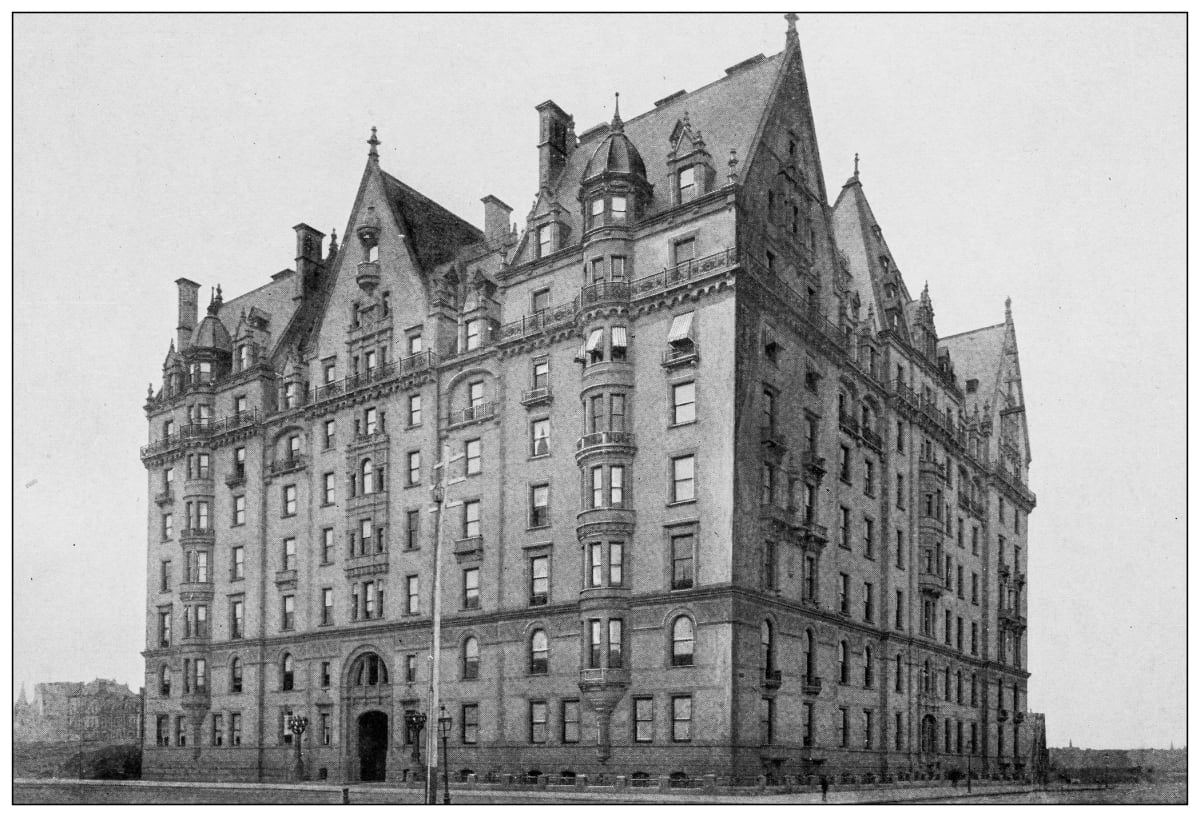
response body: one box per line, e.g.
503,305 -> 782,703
381,169 -> 483,237
939,322 -> 1006,341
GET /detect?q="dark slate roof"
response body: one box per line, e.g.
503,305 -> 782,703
193,313 -> 232,352
582,127 -> 648,181
381,171 -> 484,271
939,322 -> 1006,415
218,274 -> 298,342
543,51 -> 784,236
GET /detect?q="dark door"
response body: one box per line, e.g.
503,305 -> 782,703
358,711 -> 388,782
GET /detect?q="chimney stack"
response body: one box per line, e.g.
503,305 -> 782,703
293,223 -> 326,300
481,195 -> 514,245
536,100 -> 575,192
175,278 -> 201,350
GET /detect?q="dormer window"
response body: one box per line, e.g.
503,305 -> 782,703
237,345 -> 250,371
537,224 -> 553,258
611,196 -> 627,224
367,244 -> 379,263
364,350 -> 377,371
678,166 -> 697,203
465,319 -> 482,351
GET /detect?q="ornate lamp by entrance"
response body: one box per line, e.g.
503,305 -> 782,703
438,705 -> 453,804
287,714 -> 309,782
404,711 -> 427,764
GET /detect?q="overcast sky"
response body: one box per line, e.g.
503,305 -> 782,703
12,12 -> 1185,749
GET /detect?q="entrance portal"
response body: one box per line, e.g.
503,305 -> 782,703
357,711 -> 388,782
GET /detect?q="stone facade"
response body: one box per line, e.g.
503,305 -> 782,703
140,16 -> 1036,785
13,680 -> 142,744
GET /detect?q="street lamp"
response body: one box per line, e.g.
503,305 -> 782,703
405,710 -> 427,767
288,714 -> 309,782
438,705 -> 453,804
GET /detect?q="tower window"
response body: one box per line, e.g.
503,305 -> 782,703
678,166 -> 697,202
611,196 -> 627,224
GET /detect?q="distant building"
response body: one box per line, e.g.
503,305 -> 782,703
139,15 -> 1037,784
13,680 -> 142,744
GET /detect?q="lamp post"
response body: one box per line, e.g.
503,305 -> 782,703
438,705 -> 452,804
288,714 -> 309,782
404,710 -> 427,764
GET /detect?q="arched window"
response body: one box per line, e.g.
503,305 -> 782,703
230,658 -> 243,694
671,616 -> 694,667
281,653 -> 294,690
350,652 -> 388,686
863,646 -> 874,687
462,637 -> 480,680
761,621 -> 774,672
529,629 -> 549,675
839,641 -> 849,684
159,665 -> 170,697
362,458 -> 375,495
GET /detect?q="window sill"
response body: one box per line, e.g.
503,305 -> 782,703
405,483 -> 421,489
527,524 -> 551,532
667,499 -> 697,508
281,514 -> 296,520
528,453 -> 551,461
667,421 -> 696,430
231,522 -> 245,529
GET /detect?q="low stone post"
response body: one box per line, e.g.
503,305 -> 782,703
704,774 -> 716,793
658,775 -> 670,792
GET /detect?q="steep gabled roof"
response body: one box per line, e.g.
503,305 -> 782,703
540,51 -> 784,237
939,322 -> 1006,417
832,169 -> 914,339
381,171 -> 484,271
218,274 -> 299,350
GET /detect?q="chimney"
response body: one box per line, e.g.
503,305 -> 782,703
293,223 -> 326,300
175,278 -> 201,350
481,195 -> 514,245
536,100 -> 574,191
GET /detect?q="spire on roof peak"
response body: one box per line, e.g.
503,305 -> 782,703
785,12 -> 799,47
611,92 -> 623,133
1005,296 -> 1013,320
854,152 -> 860,179
367,126 -> 380,160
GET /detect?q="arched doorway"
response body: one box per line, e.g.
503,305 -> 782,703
920,714 -> 938,756
358,711 -> 388,782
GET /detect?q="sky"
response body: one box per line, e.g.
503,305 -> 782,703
11,12 -> 1186,749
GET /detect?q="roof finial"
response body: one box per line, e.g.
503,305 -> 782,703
785,12 -> 799,47
611,92 -> 623,132
728,147 -> 740,184
1005,296 -> 1013,320
327,228 -> 339,259
854,152 -> 860,178
367,126 -> 380,159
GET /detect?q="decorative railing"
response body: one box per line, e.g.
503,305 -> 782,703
837,411 -> 859,436
310,351 -> 437,404
662,345 -> 700,367
760,424 -> 786,450
762,669 -> 782,689
141,410 -> 261,458
521,387 -> 553,406
154,490 -> 174,506
180,527 -> 214,541
576,430 -> 636,453
499,302 -> 576,341
449,401 -> 495,428
802,675 -> 823,695
861,427 -> 883,450
577,281 -> 631,310
579,667 -> 630,686
993,465 -> 1036,505
630,247 -> 739,298
919,457 -> 949,482
267,455 -> 307,476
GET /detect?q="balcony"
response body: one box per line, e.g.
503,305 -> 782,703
448,401 -> 495,429
454,537 -> 484,559
799,449 -> 827,478
999,609 -> 1027,631
154,490 -> 174,506
661,345 -> 699,369
759,424 -> 787,453
762,668 -> 782,690
351,429 -> 389,448
498,302 -> 576,343
837,411 -> 860,437
919,457 -> 949,483
631,246 -> 739,299
578,667 -> 631,689
796,519 -> 829,546
309,351 -> 438,404
224,470 -> 246,488
520,387 -> 553,407
575,430 -> 636,460
861,426 -> 883,451
918,570 -> 944,596
140,410 -> 261,459
577,281 -> 631,312
802,675 -> 823,696
267,455 -> 307,477
274,569 -> 297,588
179,527 -> 215,545
528,592 -> 548,607
345,550 -> 389,578
178,581 -> 213,601
356,261 -> 380,291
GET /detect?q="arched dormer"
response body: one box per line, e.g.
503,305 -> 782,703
580,95 -> 652,234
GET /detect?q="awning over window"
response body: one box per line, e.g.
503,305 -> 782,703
585,328 -> 605,351
668,312 -> 695,345
611,326 -> 628,349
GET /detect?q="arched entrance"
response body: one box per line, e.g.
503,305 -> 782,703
357,711 -> 388,782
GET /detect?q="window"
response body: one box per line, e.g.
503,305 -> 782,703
322,419 -> 335,449
972,526 -> 980,555
761,539 -> 778,591
321,588 -> 333,625
863,582 -> 875,621
529,484 -> 549,528
462,636 -> 480,680
674,236 -> 696,269
282,485 -> 297,517
462,500 -> 481,539
839,573 -> 850,615
456,703 -> 478,745
230,546 -> 244,580
671,616 -> 695,666
840,445 -> 851,482
176,716 -> 188,747
160,560 -> 171,592
319,528 -> 334,564
610,465 -> 625,507
530,419 -> 550,456
319,661 -> 330,688
971,623 -> 979,655
408,332 -> 423,355
162,512 -> 173,540
211,714 -> 225,747
610,325 -> 628,361
405,510 -> 420,551
406,575 -> 419,614
839,640 -> 850,683
468,381 -> 485,408
359,519 -> 373,555
364,349 -> 378,371
666,381 -> 698,426
678,165 -> 697,202
895,590 -> 904,630
465,319 -> 481,351
363,581 -> 377,619
281,595 -> 295,630
608,618 -> 624,668
838,708 -> 849,747
407,451 -> 421,485
972,572 -> 980,604
529,556 -> 549,605
529,701 -> 548,744
863,710 -> 874,749
894,654 -> 903,692
463,568 -> 480,609
529,630 -> 549,674
671,532 -> 694,590
761,463 -> 775,506
464,439 -> 482,476
588,619 -> 602,668
283,537 -> 296,571
231,599 -> 244,639
864,459 -> 875,495
896,529 -> 906,569
864,517 -> 875,558
671,696 -> 692,742
230,494 -> 246,526
281,654 -> 294,690
863,646 -> 874,687
671,455 -> 695,502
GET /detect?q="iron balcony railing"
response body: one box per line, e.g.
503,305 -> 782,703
449,401 -> 496,428
577,280 -> 631,309
499,301 -> 577,342
861,426 -> 883,450
140,410 -> 261,458
576,430 -> 636,452
579,667 -> 631,686
310,351 -> 437,404
267,455 -> 307,476
631,246 -> 739,298
662,345 -> 700,367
